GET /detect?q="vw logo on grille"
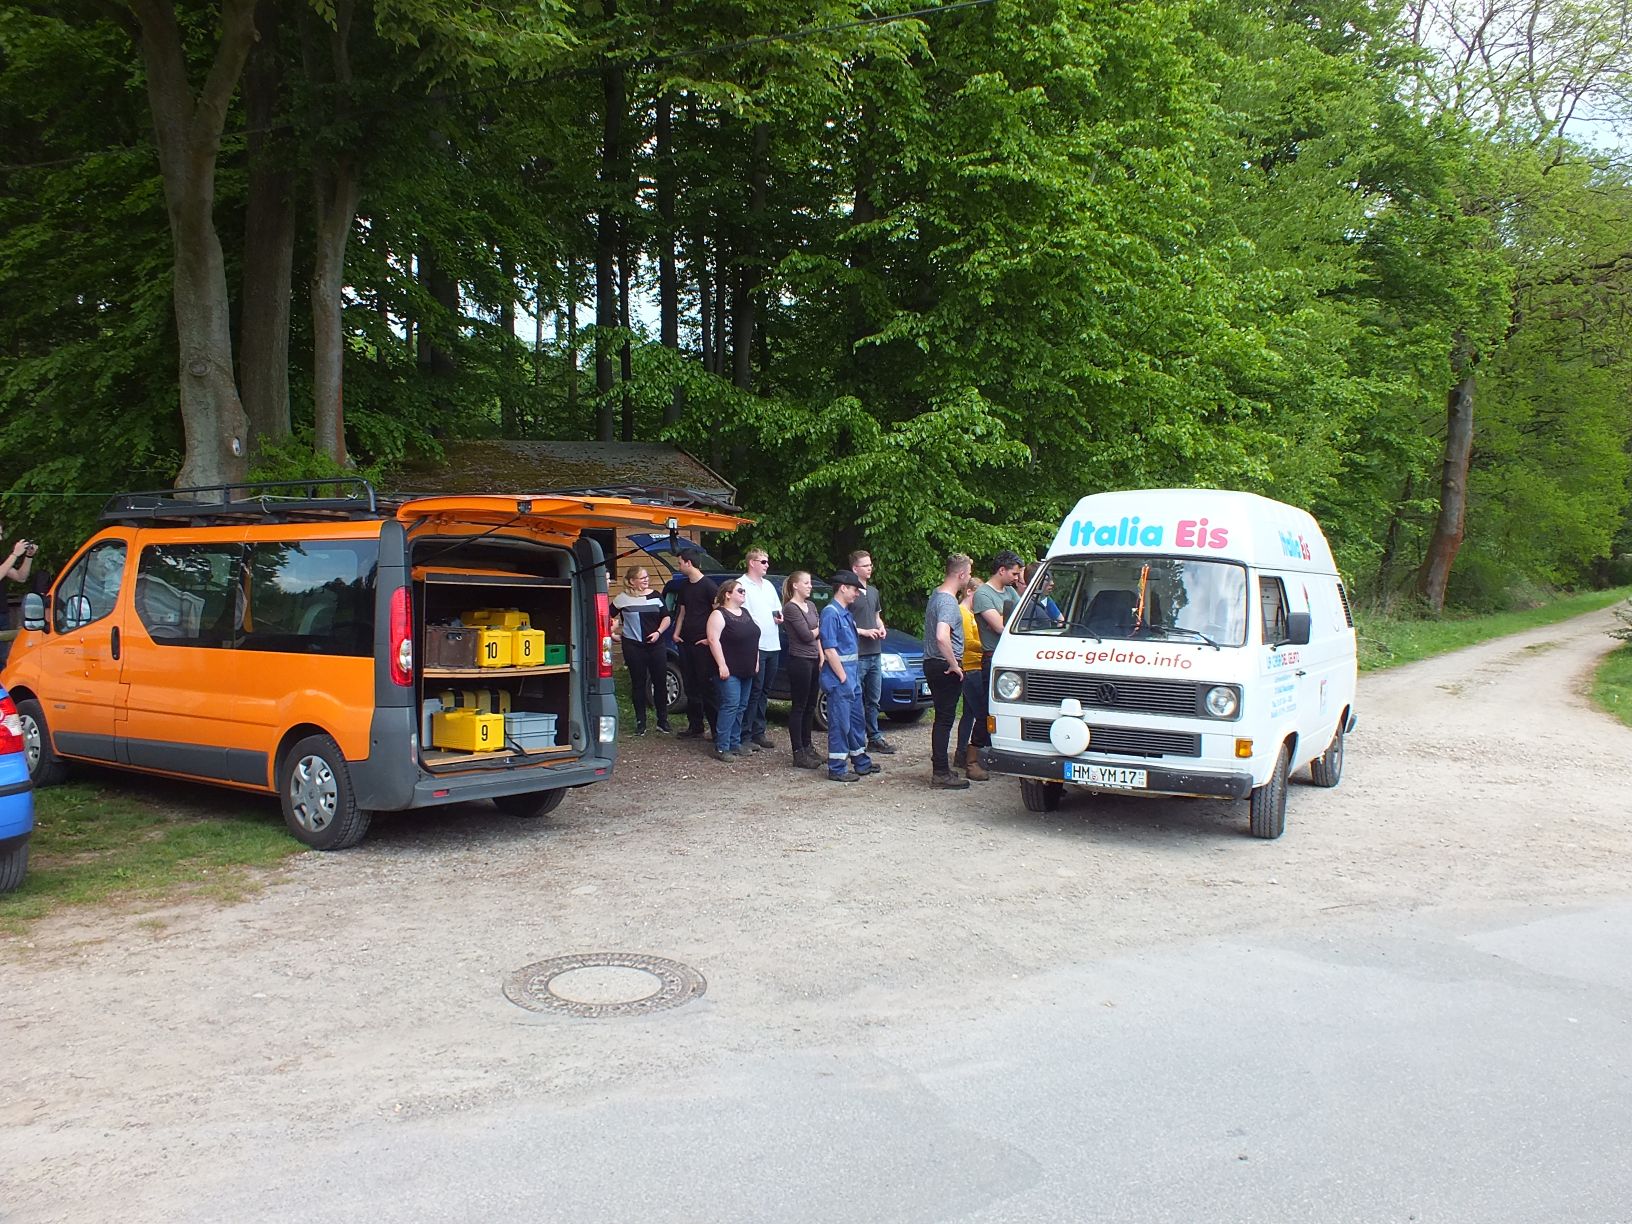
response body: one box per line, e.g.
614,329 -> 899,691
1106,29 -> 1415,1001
1092,682 -> 1118,705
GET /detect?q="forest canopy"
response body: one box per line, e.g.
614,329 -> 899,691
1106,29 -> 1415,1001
2,0 -> 1630,613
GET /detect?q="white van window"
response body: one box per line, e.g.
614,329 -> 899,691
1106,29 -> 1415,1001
1014,558 -> 1249,647
242,540 -> 377,657
1259,577 -> 1290,644
136,544 -> 243,646
55,540 -> 129,631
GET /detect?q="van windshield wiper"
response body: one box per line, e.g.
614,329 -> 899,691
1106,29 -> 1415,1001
1146,624 -> 1222,650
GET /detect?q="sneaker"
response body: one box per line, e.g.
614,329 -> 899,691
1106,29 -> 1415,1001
931,770 -> 971,790
655,724 -> 673,735
867,737 -> 897,755
634,724 -> 648,736
677,727 -> 705,739
747,740 -> 765,752
713,749 -> 737,762
827,771 -> 859,783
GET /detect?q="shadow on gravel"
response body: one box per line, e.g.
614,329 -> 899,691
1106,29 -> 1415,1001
979,788 -> 1267,847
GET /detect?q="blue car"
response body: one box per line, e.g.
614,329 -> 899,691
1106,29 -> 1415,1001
0,683 -> 35,892
626,534 -> 933,730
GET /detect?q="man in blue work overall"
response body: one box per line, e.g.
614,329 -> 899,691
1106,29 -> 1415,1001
819,570 -> 880,783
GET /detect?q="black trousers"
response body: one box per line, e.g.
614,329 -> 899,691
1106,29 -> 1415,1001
622,638 -> 670,729
923,657 -> 964,773
970,654 -> 993,748
680,639 -> 719,733
785,654 -> 819,752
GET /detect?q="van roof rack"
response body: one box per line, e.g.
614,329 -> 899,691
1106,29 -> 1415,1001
545,484 -> 742,514
101,479 -> 381,525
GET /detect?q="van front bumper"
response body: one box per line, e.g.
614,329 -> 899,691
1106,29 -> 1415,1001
987,749 -> 1254,800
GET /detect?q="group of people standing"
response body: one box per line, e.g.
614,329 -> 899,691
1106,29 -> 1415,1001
613,546 -> 903,783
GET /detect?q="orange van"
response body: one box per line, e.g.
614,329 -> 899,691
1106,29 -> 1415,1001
0,480 -> 743,848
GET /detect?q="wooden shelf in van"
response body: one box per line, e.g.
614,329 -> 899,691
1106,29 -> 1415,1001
423,663 -> 571,679
419,572 -> 571,588
422,744 -> 577,767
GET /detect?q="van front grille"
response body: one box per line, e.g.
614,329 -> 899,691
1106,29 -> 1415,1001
1020,671 -> 1204,717
1021,720 -> 1201,758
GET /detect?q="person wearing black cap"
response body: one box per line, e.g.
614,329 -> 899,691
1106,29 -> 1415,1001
818,570 -> 879,783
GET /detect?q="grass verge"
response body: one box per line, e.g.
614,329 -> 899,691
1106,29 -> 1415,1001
1356,588 -> 1632,672
1590,641 -> 1632,730
0,774 -> 301,933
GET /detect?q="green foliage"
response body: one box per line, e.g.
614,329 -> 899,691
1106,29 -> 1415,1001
1355,586 -> 1632,670
1591,642 -> 1632,730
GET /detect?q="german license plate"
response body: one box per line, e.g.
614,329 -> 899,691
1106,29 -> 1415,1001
1065,763 -> 1147,789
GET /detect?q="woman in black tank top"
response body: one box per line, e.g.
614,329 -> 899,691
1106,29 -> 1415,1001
707,580 -> 760,759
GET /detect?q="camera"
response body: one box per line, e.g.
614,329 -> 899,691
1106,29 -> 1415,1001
23,542 -> 37,557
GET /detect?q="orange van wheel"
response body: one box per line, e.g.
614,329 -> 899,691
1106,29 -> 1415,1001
17,698 -> 69,787
279,734 -> 372,850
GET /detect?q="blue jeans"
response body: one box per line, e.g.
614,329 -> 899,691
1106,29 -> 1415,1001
716,674 -> 751,752
856,653 -> 883,741
823,681 -> 874,777
746,648 -> 781,740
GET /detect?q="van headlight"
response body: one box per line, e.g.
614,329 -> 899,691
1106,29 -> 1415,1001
880,652 -> 908,677
995,670 -> 1023,701
1204,685 -> 1240,719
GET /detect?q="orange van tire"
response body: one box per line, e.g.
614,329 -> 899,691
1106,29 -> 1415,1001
279,734 -> 371,850
17,698 -> 69,787
493,789 -> 567,819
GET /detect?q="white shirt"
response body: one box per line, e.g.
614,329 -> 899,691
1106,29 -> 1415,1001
738,573 -> 783,651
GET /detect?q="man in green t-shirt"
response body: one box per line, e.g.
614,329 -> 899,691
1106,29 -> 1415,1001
966,549 -> 1024,778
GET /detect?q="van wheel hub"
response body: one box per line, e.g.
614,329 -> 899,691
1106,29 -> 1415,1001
289,755 -> 338,832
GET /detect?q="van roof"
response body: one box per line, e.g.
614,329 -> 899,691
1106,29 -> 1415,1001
1046,489 -> 1337,574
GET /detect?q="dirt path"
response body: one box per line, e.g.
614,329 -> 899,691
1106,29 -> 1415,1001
3,609 -> 1630,1221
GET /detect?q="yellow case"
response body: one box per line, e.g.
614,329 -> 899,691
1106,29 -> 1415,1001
512,628 -> 547,665
476,627 -> 514,668
468,608 -> 530,630
439,688 -> 513,713
431,709 -> 505,751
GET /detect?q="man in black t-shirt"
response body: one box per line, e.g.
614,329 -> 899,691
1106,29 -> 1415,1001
670,549 -> 720,738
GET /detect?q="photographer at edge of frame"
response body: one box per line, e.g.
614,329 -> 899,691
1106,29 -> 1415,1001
0,524 -> 39,666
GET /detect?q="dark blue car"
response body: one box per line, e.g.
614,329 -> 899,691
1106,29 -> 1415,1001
0,683 -> 35,892
625,535 -> 932,731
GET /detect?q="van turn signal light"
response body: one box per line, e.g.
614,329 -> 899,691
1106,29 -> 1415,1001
1235,738 -> 1253,759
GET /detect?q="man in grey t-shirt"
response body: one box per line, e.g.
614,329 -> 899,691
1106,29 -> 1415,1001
922,552 -> 974,788
848,549 -> 895,755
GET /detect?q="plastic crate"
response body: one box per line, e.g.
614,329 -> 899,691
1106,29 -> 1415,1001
504,711 -> 558,751
544,643 -> 567,666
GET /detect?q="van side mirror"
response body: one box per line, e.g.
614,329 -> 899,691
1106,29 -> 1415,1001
22,592 -> 46,632
1285,611 -> 1311,646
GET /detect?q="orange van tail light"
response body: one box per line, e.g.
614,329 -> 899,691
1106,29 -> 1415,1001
0,695 -> 22,755
389,587 -> 413,686
596,592 -> 613,678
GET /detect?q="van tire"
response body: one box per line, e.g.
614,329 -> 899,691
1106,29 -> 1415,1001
17,698 -> 68,787
1021,778 -> 1062,812
0,841 -> 27,893
813,689 -> 829,732
1249,744 -> 1290,840
280,735 -> 371,850
493,789 -> 566,819
1309,723 -> 1345,788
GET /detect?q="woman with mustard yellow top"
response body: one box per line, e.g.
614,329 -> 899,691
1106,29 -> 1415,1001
956,578 -> 988,780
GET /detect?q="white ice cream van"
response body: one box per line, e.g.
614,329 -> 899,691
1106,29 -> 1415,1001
985,489 -> 1357,838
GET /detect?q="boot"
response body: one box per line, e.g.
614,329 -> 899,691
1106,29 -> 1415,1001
964,745 -> 990,781
932,770 -> 971,790
794,748 -> 821,770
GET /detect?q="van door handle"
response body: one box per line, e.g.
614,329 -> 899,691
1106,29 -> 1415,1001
111,626 -> 121,661
1294,669 -> 1306,677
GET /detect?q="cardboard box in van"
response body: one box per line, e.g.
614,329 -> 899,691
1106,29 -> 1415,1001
984,489 -> 1357,839
0,480 -> 745,850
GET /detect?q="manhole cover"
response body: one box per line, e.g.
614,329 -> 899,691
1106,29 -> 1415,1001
503,952 -> 706,1018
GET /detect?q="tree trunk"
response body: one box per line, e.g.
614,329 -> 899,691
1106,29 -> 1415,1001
304,0 -> 359,468
499,250 -> 518,437
1376,472 -> 1414,594
696,232 -> 714,376
657,55 -> 682,425
618,238 -> 634,442
1417,342 -> 1477,612
238,0 -> 294,460
564,256 -> 579,419
417,249 -> 458,377
594,0 -> 624,441
732,123 -> 768,391
129,0 -> 259,489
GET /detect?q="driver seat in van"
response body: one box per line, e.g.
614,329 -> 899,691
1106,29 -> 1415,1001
1084,589 -> 1138,636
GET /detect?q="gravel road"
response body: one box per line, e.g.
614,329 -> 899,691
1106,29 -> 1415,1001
3,607 -> 1629,1221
